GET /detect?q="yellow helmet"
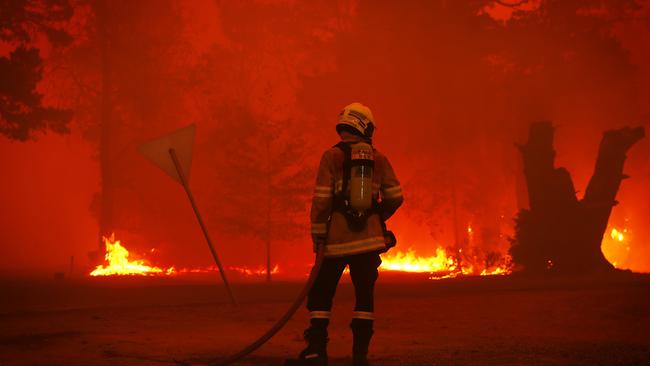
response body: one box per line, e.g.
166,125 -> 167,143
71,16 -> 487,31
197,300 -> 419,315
337,102 -> 375,139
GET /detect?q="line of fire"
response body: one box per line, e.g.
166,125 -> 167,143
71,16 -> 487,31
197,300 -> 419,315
1,1 -> 649,365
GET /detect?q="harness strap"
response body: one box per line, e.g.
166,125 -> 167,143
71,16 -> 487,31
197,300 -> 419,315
334,142 -> 351,194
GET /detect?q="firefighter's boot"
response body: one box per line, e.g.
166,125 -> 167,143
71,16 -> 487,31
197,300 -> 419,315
285,319 -> 329,366
351,319 -> 373,366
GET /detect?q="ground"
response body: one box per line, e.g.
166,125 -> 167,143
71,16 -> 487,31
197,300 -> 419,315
1,272 -> 649,366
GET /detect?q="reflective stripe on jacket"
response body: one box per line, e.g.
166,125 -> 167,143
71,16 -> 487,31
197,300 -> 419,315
310,136 -> 403,258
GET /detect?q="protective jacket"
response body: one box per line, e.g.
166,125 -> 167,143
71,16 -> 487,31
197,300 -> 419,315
310,135 -> 403,257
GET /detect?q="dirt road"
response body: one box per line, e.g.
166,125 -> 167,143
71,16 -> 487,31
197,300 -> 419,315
1,273 -> 649,365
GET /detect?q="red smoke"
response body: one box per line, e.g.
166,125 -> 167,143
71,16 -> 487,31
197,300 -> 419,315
1,0 -> 648,275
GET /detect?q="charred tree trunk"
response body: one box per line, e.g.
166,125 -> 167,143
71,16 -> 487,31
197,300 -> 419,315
511,121 -> 644,274
579,127 -> 645,270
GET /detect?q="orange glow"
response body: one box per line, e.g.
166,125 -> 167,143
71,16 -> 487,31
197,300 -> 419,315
87,227 -> 639,278
601,227 -> 632,269
90,234 -> 173,276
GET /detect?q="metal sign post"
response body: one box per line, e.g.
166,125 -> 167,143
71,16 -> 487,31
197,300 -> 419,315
138,125 -> 237,306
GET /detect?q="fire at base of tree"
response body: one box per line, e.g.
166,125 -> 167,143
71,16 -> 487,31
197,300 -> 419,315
511,122 -> 645,274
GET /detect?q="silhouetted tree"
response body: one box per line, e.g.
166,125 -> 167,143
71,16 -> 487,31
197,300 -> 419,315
0,0 -> 74,140
43,0 -> 194,257
511,121 -> 644,273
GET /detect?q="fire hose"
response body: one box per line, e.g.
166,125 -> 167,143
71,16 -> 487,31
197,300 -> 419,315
139,127 -> 327,365
179,244 -> 326,366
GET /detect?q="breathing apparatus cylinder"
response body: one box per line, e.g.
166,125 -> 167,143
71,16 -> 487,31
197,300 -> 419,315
349,142 -> 374,212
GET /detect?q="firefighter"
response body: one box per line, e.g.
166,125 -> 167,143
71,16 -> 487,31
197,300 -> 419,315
286,102 -> 403,366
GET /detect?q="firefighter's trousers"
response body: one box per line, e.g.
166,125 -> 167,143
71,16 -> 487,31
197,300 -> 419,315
307,251 -> 382,322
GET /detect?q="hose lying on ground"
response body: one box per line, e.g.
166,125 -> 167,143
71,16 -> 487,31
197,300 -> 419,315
184,244 -> 326,366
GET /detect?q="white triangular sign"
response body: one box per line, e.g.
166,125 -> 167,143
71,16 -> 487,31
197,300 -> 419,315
137,124 -> 195,184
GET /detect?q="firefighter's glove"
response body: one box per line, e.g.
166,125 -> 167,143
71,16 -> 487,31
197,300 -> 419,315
380,230 -> 397,253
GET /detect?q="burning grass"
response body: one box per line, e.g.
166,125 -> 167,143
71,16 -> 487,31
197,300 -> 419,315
90,234 -> 512,280
380,247 -> 511,279
90,234 -> 280,278
90,235 -> 173,276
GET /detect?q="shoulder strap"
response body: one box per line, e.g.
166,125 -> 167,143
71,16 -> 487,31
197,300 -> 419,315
334,142 -> 351,196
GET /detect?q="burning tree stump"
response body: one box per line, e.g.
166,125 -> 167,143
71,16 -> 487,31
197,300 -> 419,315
511,121 -> 645,274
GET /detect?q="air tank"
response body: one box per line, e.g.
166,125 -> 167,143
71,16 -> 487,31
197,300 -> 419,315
349,142 -> 374,211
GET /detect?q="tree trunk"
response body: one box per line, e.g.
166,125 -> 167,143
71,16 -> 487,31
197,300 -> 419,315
265,140 -> 272,282
97,0 -> 114,251
579,127 -> 645,271
511,121 -> 644,274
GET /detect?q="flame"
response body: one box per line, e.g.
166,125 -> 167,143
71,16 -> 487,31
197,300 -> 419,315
90,234 -> 281,277
90,235 -> 512,280
380,247 -> 512,279
381,248 -> 455,273
90,234 -> 172,276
